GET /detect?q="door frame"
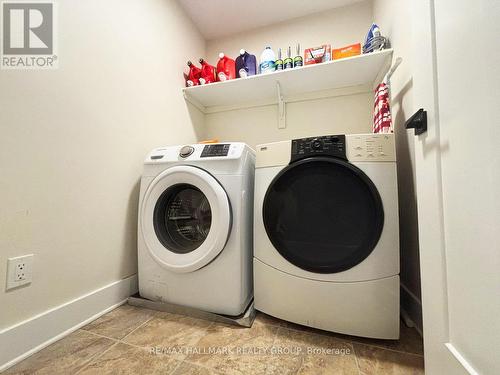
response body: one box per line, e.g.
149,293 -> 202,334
412,1 -> 474,373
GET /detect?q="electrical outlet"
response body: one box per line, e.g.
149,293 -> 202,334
15,261 -> 27,281
6,254 -> 34,290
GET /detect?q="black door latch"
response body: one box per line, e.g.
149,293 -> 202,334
405,108 -> 427,135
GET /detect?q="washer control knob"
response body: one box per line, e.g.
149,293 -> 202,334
179,145 -> 194,158
310,138 -> 323,150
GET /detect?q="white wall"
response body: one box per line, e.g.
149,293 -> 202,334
0,0 -> 204,329
373,0 -> 422,331
201,0 -> 374,147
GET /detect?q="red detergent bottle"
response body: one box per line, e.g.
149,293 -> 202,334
216,53 -> 236,82
199,58 -> 217,84
185,60 -> 202,87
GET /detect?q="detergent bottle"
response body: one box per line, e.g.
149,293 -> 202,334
235,49 -> 257,78
259,46 -> 276,74
216,53 -> 236,81
283,46 -> 293,69
185,61 -> 202,87
199,58 -> 216,84
293,43 -> 303,68
275,48 -> 284,71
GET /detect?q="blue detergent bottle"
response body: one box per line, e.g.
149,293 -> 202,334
235,49 -> 257,78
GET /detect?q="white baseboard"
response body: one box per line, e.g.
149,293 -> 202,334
0,274 -> 138,372
400,283 -> 423,336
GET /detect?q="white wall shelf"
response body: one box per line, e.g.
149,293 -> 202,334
182,49 -> 393,128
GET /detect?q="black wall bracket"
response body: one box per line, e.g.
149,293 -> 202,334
405,108 -> 427,135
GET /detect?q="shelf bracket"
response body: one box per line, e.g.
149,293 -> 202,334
276,81 -> 286,129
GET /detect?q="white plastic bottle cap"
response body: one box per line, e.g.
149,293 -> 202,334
218,72 -> 227,81
219,52 -> 224,58
240,49 -> 245,55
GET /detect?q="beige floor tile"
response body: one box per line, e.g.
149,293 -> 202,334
78,342 -> 180,374
345,322 -> 423,356
6,306 -> 426,375
172,362 -> 222,375
256,313 -> 424,356
4,330 -> 114,375
273,328 -> 359,375
186,320 -> 295,375
122,312 -> 212,360
81,304 -> 156,340
354,343 -> 425,375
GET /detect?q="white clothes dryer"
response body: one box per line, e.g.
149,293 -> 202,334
253,134 -> 400,338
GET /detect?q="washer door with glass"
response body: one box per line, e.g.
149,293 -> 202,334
263,157 -> 384,274
141,166 -> 231,273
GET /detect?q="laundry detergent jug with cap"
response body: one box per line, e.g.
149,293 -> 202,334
259,46 -> 276,74
235,49 -> 257,78
199,58 -> 216,84
216,53 -> 236,82
184,61 -> 202,87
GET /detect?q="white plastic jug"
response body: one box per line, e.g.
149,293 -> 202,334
259,46 -> 276,74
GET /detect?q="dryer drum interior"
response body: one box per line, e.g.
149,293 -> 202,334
263,157 -> 384,274
153,183 -> 212,254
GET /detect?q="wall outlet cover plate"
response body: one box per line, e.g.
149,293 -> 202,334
6,254 -> 34,290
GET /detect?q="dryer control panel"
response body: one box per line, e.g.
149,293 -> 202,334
291,135 -> 346,162
346,134 -> 396,162
289,134 -> 396,163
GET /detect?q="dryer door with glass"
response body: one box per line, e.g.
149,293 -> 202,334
263,157 -> 384,274
141,165 -> 231,273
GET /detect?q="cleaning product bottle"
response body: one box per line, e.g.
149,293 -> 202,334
294,43 -> 303,68
284,46 -> 293,69
275,48 -> 284,71
185,61 -> 202,87
199,58 -> 216,84
259,46 -> 276,74
235,49 -> 257,78
216,53 -> 236,81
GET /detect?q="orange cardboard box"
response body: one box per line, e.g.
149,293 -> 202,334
332,43 -> 361,60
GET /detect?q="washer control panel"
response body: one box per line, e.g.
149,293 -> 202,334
146,143 -> 247,163
291,135 -> 346,162
201,143 -> 230,158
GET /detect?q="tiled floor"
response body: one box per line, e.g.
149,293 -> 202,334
5,304 -> 424,374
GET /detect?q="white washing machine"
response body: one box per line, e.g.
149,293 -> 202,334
254,133 -> 400,339
138,142 -> 255,316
